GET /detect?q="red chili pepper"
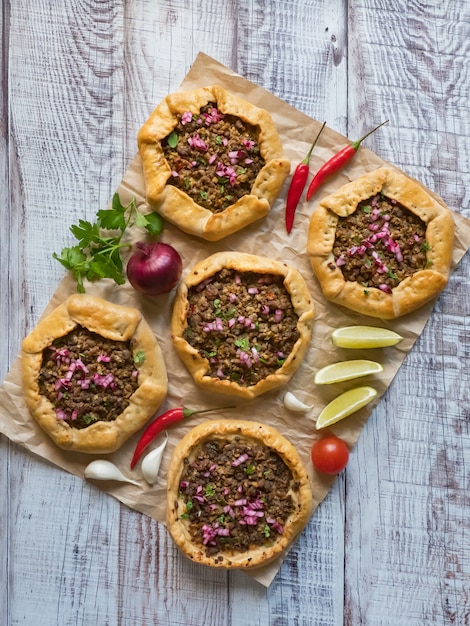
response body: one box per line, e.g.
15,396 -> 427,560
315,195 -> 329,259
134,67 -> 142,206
130,405 -> 235,469
285,121 -> 326,234
306,120 -> 389,201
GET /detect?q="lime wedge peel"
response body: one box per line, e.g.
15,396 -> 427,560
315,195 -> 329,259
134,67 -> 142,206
315,385 -> 378,430
331,325 -> 403,349
314,359 -> 383,385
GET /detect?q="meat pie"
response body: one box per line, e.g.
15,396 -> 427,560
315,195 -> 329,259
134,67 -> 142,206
167,419 -> 313,569
171,252 -> 315,399
307,167 -> 454,319
138,85 -> 290,241
21,294 -> 168,453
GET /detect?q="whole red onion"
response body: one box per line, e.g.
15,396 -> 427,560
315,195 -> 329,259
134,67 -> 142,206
126,241 -> 183,296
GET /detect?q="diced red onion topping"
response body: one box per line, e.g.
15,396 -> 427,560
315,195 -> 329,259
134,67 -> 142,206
232,453 -> 249,467
181,111 -> 193,125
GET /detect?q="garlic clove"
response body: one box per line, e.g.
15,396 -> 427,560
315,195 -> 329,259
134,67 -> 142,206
84,460 -> 140,487
141,432 -> 169,485
283,391 -> 313,412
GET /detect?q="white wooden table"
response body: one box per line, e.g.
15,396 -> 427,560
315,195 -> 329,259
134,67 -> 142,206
1,1 -> 469,624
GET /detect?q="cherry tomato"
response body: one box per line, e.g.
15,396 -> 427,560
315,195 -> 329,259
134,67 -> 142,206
311,435 -> 349,474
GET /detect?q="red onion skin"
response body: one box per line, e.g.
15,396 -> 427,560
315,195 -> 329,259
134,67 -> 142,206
126,241 -> 182,296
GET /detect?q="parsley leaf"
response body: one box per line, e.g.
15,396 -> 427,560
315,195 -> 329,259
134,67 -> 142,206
139,211 -> 164,236
53,193 -> 164,293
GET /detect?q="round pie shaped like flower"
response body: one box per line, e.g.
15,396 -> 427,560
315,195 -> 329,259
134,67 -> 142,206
138,85 -> 290,241
167,419 -> 314,570
307,167 -> 455,319
21,294 -> 168,453
171,252 -> 315,399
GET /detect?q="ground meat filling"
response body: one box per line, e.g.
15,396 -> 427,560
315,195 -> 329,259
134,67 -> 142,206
162,103 -> 265,213
38,325 -> 140,429
177,437 -> 298,557
183,269 -> 300,386
332,194 -> 428,293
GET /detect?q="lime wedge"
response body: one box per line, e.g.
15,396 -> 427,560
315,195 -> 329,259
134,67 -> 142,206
331,325 -> 403,349
315,386 -> 378,430
314,359 -> 383,384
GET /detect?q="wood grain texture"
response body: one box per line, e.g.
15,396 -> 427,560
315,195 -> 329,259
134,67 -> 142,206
2,0 -> 469,624
0,5 -> 11,623
6,3 -> 128,624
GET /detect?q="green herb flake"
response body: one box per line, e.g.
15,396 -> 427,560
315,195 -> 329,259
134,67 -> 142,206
244,465 -> 255,475
263,524 -> 271,538
167,130 -> 179,148
133,350 -> 146,365
202,349 -> 217,359
363,205 -> 372,213
83,414 -> 98,425
205,484 -> 215,497
235,337 -> 250,351
218,306 -> 237,321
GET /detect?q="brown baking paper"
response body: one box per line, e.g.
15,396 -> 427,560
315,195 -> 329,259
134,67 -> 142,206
1,53 -> 470,587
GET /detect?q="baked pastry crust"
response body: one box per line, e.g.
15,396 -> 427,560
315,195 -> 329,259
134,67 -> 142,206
167,419 -> 314,569
138,85 -> 290,241
21,294 -> 168,453
171,251 -> 314,399
307,166 -> 455,319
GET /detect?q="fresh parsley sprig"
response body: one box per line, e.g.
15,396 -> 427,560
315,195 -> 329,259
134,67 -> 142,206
53,193 -> 164,293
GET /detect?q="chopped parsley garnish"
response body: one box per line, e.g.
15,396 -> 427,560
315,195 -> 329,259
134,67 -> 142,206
235,337 -> 250,351
167,131 -> 179,148
205,484 -> 216,497
133,350 -> 146,365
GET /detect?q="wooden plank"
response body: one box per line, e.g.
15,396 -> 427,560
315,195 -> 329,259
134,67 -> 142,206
0,2 -> 11,621
237,0 -> 348,131
345,1 -> 470,624
5,1 -> 126,623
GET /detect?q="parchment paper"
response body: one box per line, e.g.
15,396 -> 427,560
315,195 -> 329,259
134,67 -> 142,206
1,53 -> 470,587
